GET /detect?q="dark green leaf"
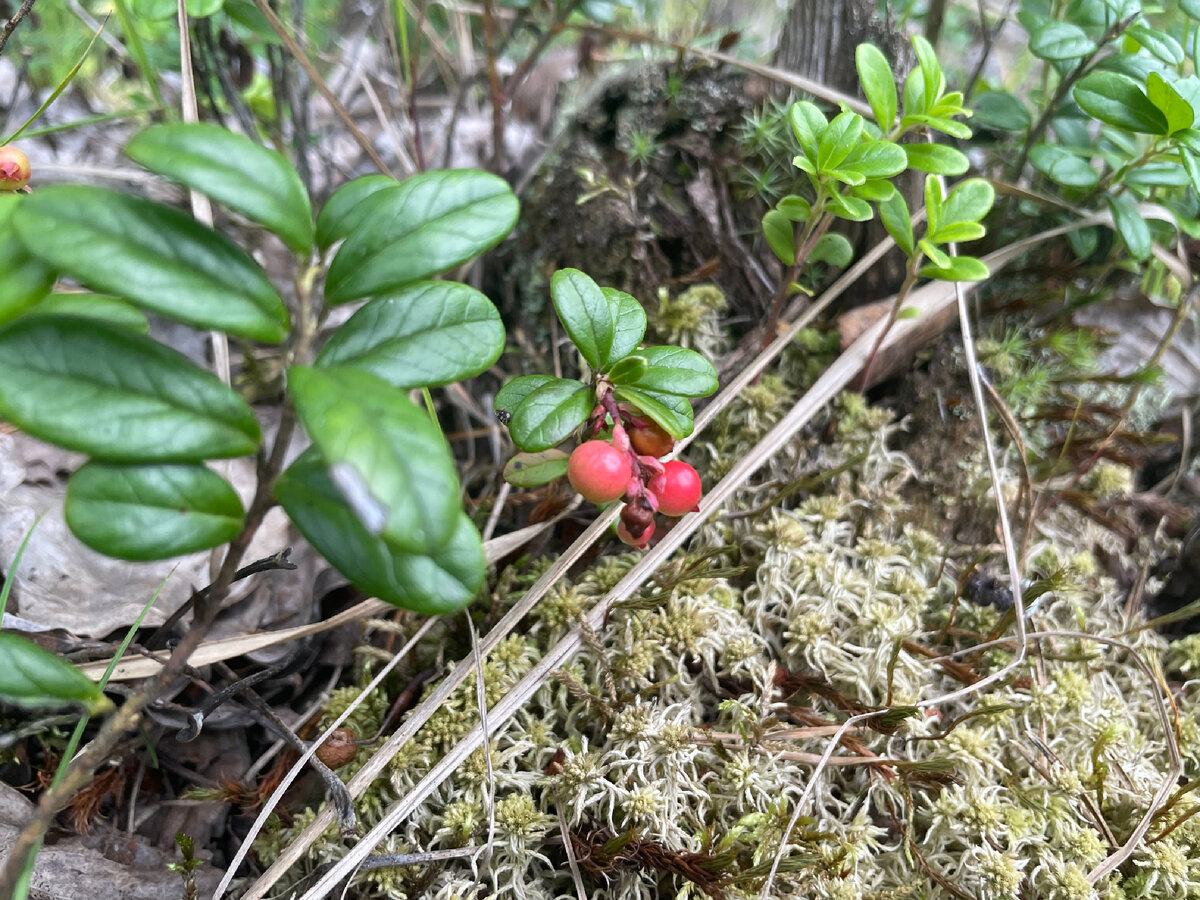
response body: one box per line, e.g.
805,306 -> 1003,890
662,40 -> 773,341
903,142 -> 969,175
325,170 -> 518,304
551,268 -> 614,370
621,345 -> 717,398
879,191 -> 915,255
1029,143 -> 1101,186
1123,161 -> 1190,186
1074,71 -> 1167,133
777,194 -> 811,222
763,209 -> 795,264
612,385 -> 694,439
275,449 -> 483,615
607,354 -> 649,384
315,174 -> 397,250
126,123 -> 314,254
0,633 -> 112,714
1030,21 -> 1097,60
494,374 -> 557,417
315,282 -> 504,388
602,287 -> 647,363
65,462 -> 244,561
809,233 -> 854,267
503,449 -> 570,487
0,315 -> 260,461
856,43 -> 898,129
817,111 -> 864,172
287,366 -> 460,553
971,91 -> 1032,131
506,377 -> 593,452
32,294 -> 149,332
12,186 -> 288,342
1146,72 -> 1194,134
789,101 -> 826,161
1106,193 -> 1152,259
1127,23 -> 1183,65
840,138 -> 908,178
0,195 -> 54,327
918,255 -> 991,281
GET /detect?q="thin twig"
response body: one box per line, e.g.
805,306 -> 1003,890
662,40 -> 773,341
0,0 -> 36,57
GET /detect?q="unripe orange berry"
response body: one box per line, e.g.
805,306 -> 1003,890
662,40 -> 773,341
0,147 -> 30,191
628,418 -> 675,457
567,440 -> 630,504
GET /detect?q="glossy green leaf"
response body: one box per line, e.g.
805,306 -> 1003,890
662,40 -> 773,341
1146,72 -> 1194,134
126,123 -> 314,254
817,111 -> 864,172
551,268 -> 614,370
1029,143 -> 1101,187
940,178 -> 995,226
607,354 -> 649,385
12,186 -> 288,342
0,316 -> 260,461
789,101 -> 826,161
1123,161 -> 1190,186
621,346 -> 717,398
840,139 -> 908,179
275,449 -> 483,615
1074,72 -> 1167,133
613,385 -> 693,439
602,287 -> 647,363
824,167 -> 866,188
1127,23 -> 1183,65
856,43 -> 898,128
763,209 -> 795,264
902,67 -> 926,118
0,633 -> 112,714
879,191 -> 915,255
494,374 -> 557,419
919,238 -> 952,269
503,449 -> 570,487
903,142 -> 969,175
899,113 -> 973,140
850,179 -> 896,202
912,34 -> 943,109
32,294 -> 149,332
315,282 -> 503,389
1106,193 -> 1152,260
971,91 -> 1032,131
1030,21 -> 1096,60
288,366 -> 460,553
325,169 -> 519,304
928,221 -> 986,243
315,174 -> 397,250
918,255 -> 990,281
0,195 -> 54,327
65,462 -> 244,561
506,377 -> 594,452
824,191 -> 873,222
809,233 -> 854,267
777,195 -> 811,222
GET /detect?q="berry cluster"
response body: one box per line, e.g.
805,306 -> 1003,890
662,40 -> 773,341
566,397 -> 702,548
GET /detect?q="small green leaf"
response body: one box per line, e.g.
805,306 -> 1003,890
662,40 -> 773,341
928,221 -> 986,243
65,462 -> 244,561
1030,21 -> 1097,60
288,366 -> 461,553
1126,23 -> 1184,65
325,170 -> 519,304
924,175 -> 944,236
1146,72 -> 1194,135
840,138 -> 908,179
1029,143 -> 1101,187
0,316 -> 260,461
809,233 -> 854,268
607,354 -> 649,384
849,179 -> 895,202
1074,72 -> 1168,133
506,377 -> 594,452
314,282 -> 503,388
903,143 -> 969,175
612,385 -> 694,438
0,633 -> 112,714
789,101 -> 827,161
12,186 -> 288,343
1181,149 -> 1200,195
971,91 -> 1032,131
896,306 -> 920,320
315,174 -> 397,250
856,43 -> 898,129
900,113 -> 973,140
32,294 -> 149,332
1106,193 -> 1152,260
126,123 -> 314,254
602,288 -> 647,363
551,268 -> 615,370
912,34 -> 943,111
918,255 -> 991,281
941,178 -> 995,225
777,195 -> 811,222
621,345 -> 718,398
919,238 -> 952,269
817,111 -> 864,172
275,449 -> 483,615
902,67 -> 926,119
824,192 -> 873,222
763,209 -> 796,264
880,191 -> 915,255
502,449 -> 570,487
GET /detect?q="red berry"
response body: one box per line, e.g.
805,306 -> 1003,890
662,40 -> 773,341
618,518 -> 654,547
0,146 -> 30,191
653,460 -> 702,517
567,440 -> 630,504
628,418 -> 675,458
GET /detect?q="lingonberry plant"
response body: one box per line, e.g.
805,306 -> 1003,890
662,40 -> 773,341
494,268 -> 718,546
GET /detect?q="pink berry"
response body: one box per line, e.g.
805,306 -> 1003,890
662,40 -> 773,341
567,440 -> 630,504
0,147 -> 30,191
653,460 -> 702,517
